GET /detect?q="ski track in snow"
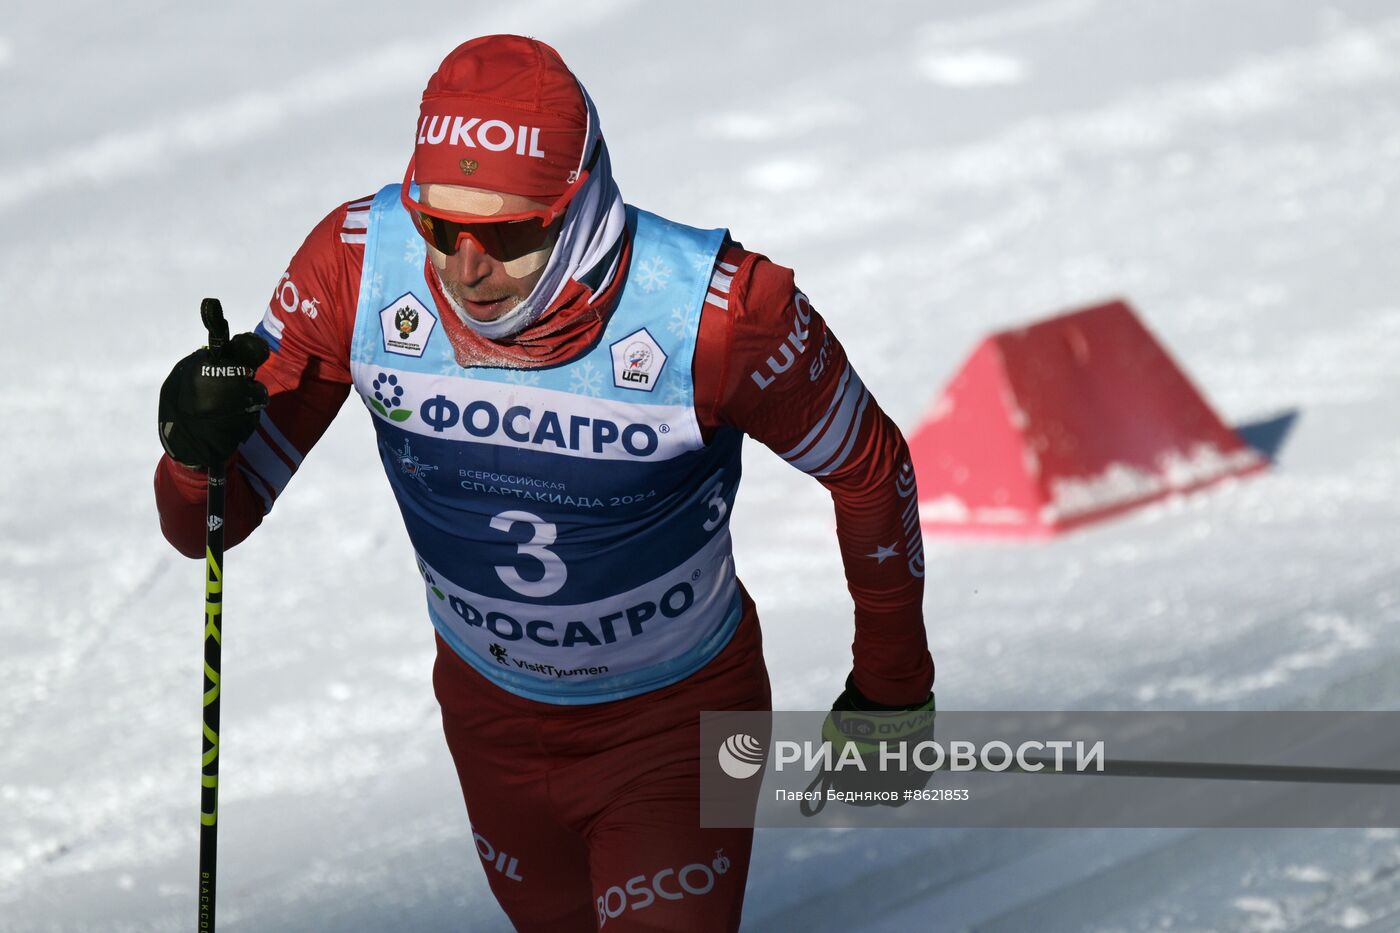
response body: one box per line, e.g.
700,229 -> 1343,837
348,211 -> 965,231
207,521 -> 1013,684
4,1 -> 1400,930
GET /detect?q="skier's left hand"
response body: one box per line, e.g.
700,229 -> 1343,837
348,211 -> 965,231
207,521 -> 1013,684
798,674 -> 935,816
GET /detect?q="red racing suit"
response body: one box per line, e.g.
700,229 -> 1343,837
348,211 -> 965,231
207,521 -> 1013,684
154,196 -> 934,931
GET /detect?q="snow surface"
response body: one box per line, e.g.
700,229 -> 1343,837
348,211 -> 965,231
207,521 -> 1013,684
3,0 -> 1400,929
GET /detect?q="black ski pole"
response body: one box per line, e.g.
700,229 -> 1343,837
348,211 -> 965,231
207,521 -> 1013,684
1008,754 -> 1400,785
198,297 -> 229,932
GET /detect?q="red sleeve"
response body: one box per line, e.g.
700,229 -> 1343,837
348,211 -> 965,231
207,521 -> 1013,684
153,196 -> 370,558
695,246 -> 934,706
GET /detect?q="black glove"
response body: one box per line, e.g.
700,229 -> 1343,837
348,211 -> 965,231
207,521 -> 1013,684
158,332 -> 270,469
799,674 -> 936,817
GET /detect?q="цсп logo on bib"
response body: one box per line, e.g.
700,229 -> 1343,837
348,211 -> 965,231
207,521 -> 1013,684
717,733 -> 766,780
625,343 -> 651,372
610,328 -> 667,392
380,292 -> 437,358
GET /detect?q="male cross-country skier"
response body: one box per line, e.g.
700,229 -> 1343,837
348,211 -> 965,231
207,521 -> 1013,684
155,34 -> 934,932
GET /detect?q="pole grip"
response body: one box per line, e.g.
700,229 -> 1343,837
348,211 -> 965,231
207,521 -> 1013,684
201,297 -> 229,361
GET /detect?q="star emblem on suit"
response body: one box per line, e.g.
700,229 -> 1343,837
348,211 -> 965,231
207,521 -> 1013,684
867,544 -> 899,564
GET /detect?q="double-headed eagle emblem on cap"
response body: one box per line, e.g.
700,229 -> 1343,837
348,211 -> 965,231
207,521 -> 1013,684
459,158 -> 479,175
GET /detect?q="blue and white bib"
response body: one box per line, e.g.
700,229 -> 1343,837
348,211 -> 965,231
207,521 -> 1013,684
350,184 -> 743,704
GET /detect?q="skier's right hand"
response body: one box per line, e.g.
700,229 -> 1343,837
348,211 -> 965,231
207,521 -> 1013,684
158,332 -> 270,469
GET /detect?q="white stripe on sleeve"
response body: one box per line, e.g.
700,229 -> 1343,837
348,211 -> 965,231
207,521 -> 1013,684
257,412 -> 304,467
236,464 -> 275,514
778,365 -> 870,475
814,389 -> 871,476
239,430 -> 294,498
260,306 -> 285,340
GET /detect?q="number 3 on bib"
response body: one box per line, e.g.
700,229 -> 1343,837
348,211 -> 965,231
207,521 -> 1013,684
490,510 -> 567,598
702,480 -> 727,532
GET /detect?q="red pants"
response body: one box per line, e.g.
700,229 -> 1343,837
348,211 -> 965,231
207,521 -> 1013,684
434,591 -> 771,932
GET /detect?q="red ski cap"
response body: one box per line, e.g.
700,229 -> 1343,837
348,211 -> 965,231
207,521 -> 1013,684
410,35 -> 590,201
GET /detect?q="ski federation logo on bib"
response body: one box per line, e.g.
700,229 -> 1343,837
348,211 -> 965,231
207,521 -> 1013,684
380,292 -> 437,358
610,328 -> 667,392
